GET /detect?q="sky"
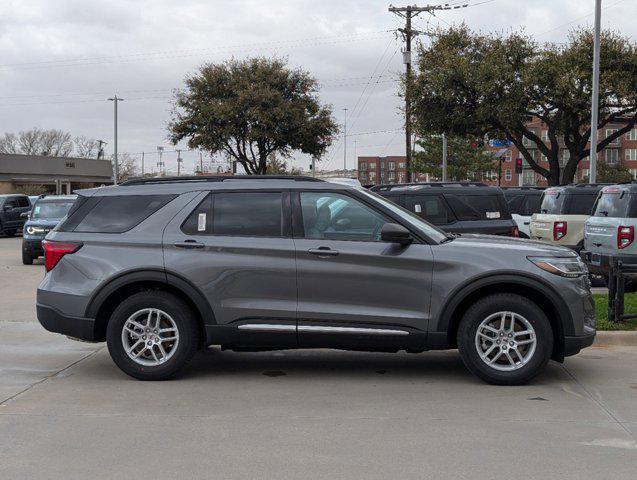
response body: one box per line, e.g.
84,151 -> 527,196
0,0 -> 634,174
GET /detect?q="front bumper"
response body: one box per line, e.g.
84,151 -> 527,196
22,237 -> 44,256
564,327 -> 596,357
36,303 -> 97,342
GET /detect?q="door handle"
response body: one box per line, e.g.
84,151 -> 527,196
174,240 -> 204,250
308,247 -> 339,257
523,222 -> 530,225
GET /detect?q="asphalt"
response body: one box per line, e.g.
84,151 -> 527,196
1,235 -> 636,479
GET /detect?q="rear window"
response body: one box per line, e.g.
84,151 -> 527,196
444,194 -> 509,221
593,192 -> 637,218
505,195 -> 524,215
524,195 -> 542,215
405,195 -> 455,225
540,191 -> 598,215
59,195 -> 176,233
540,190 -> 566,214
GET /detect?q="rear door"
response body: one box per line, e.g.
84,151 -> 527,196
403,194 -> 459,233
163,190 -> 298,348
2,196 -> 30,229
443,193 -> 514,235
293,190 -> 433,349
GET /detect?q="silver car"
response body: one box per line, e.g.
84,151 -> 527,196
36,176 -> 595,385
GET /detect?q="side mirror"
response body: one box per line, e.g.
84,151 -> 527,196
381,223 -> 413,245
20,212 -> 29,219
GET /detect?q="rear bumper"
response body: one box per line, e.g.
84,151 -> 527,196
564,328 -> 596,357
36,303 -> 97,342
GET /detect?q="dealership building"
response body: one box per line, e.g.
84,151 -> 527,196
0,153 -> 113,194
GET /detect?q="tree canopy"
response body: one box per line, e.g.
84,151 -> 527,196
0,128 -> 100,158
169,57 -> 339,174
411,135 -> 496,181
411,26 -> 637,185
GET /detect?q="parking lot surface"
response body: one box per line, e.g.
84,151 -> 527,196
1,235 -> 636,479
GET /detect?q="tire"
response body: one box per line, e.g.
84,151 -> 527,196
106,291 -> 199,380
457,293 -> 553,385
22,250 -> 33,265
4,229 -> 16,237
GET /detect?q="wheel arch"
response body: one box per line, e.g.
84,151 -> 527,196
438,273 -> 572,361
86,269 -> 215,344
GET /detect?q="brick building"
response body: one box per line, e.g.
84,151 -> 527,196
357,119 -> 637,187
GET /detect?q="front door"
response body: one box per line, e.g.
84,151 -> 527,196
293,190 -> 434,350
163,190 -> 298,348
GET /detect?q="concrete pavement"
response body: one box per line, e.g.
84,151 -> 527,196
1,235 -> 636,479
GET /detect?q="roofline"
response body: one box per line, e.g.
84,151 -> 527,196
120,175 -> 323,186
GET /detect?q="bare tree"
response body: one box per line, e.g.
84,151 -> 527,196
114,153 -> 139,182
0,133 -> 18,153
74,136 -> 99,158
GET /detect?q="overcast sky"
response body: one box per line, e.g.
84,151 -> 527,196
0,0 -> 634,174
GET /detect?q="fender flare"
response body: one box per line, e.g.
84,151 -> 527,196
435,271 -> 573,337
85,268 -> 215,326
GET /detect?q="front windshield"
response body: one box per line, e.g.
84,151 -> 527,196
359,188 -> 448,243
31,200 -> 75,219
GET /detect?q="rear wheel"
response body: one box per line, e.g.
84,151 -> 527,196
106,291 -> 199,380
457,293 -> 553,385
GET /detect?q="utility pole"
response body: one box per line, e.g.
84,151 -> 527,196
96,140 -> 106,160
141,152 -> 145,176
441,133 -> 448,182
589,0 -> 602,184
107,95 -> 124,184
176,149 -> 183,176
199,151 -> 203,174
389,3 -> 469,183
311,157 -> 316,177
343,107 -> 348,172
156,146 -> 164,175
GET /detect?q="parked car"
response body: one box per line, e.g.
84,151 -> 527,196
530,184 -> 607,252
502,187 -> 544,238
22,195 -> 77,265
0,194 -> 31,237
36,176 -> 595,385
371,182 -> 519,236
582,183 -> 637,275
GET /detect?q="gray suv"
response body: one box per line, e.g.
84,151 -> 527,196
36,176 -> 595,385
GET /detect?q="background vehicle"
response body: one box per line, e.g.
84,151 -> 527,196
371,182 -> 518,236
0,194 -> 31,237
22,195 -> 77,264
503,187 -> 544,238
530,184 -> 607,252
36,176 -> 594,385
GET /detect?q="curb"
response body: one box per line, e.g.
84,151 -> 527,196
593,331 -> 637,347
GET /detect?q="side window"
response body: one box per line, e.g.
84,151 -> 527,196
299,191 -> 390,242
213,192 -> 283,237
523,195 -> 541,216
74,195 -> 176,233
405,195 -> 453,225
505,195 -> 524,215
4,198 -> 18,208
14,196 -> 30,208
181,194 -> 213,235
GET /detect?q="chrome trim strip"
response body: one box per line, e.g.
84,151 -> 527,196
237,324 -> 296,332
297,325 -> 409,336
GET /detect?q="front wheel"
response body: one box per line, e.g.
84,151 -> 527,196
22,249 -> 33,265
457,293 -> 553,385
106,291 -> 199,380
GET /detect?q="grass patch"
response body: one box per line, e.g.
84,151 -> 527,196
593,293 -> 637,331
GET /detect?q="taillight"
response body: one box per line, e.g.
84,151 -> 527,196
42,240 -> 82,272
511,226 -> 519,237
553,222 -> 567,241
617,226 -> 634,249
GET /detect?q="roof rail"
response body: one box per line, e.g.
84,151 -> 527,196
120,175 -> 324,186
370,181 -> 489,192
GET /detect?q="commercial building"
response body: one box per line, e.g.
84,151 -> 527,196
0,153 -> 113,194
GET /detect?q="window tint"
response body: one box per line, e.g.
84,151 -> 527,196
405,195 -> 454,225
523,194 -> 542,215
182,194 -> 213,234
300,192 -> 389,242
13,196 -> 30,208
505,195 -> 524,215
565,194 -> 598,215
540,190 -> 566,214
74,195 -> 176,233
213,192 -> 283,237
445,194 -> 507,221
592,192 -> 637,218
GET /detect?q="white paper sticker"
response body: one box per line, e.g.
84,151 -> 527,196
197,213 -> 207,231
414,204 -> 422,213
486,211 -> 501,219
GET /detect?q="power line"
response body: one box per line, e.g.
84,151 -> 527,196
536,0 -> 627,37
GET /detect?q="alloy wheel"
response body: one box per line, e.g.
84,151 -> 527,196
121,308 -> 180,367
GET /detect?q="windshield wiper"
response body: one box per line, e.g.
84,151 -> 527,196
440,233 -> 457,244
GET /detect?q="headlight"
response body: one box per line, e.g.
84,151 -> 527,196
26,226 -> 45,235
528,256 -> 587,278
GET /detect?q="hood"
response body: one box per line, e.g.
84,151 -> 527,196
449,233 -> 575,256
25,218 -> 62,228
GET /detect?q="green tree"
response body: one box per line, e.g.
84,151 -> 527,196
169,57 -> 339,174
266,153 -> 303,175
410,26 -> 637,185
581,161 -> 633,184
411,135 -> 496,180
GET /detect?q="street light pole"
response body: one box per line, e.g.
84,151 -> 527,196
589,0 -> 602,184
107,95 -> 124,184
343,107 -> 348,172
441,133 -> 448,182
